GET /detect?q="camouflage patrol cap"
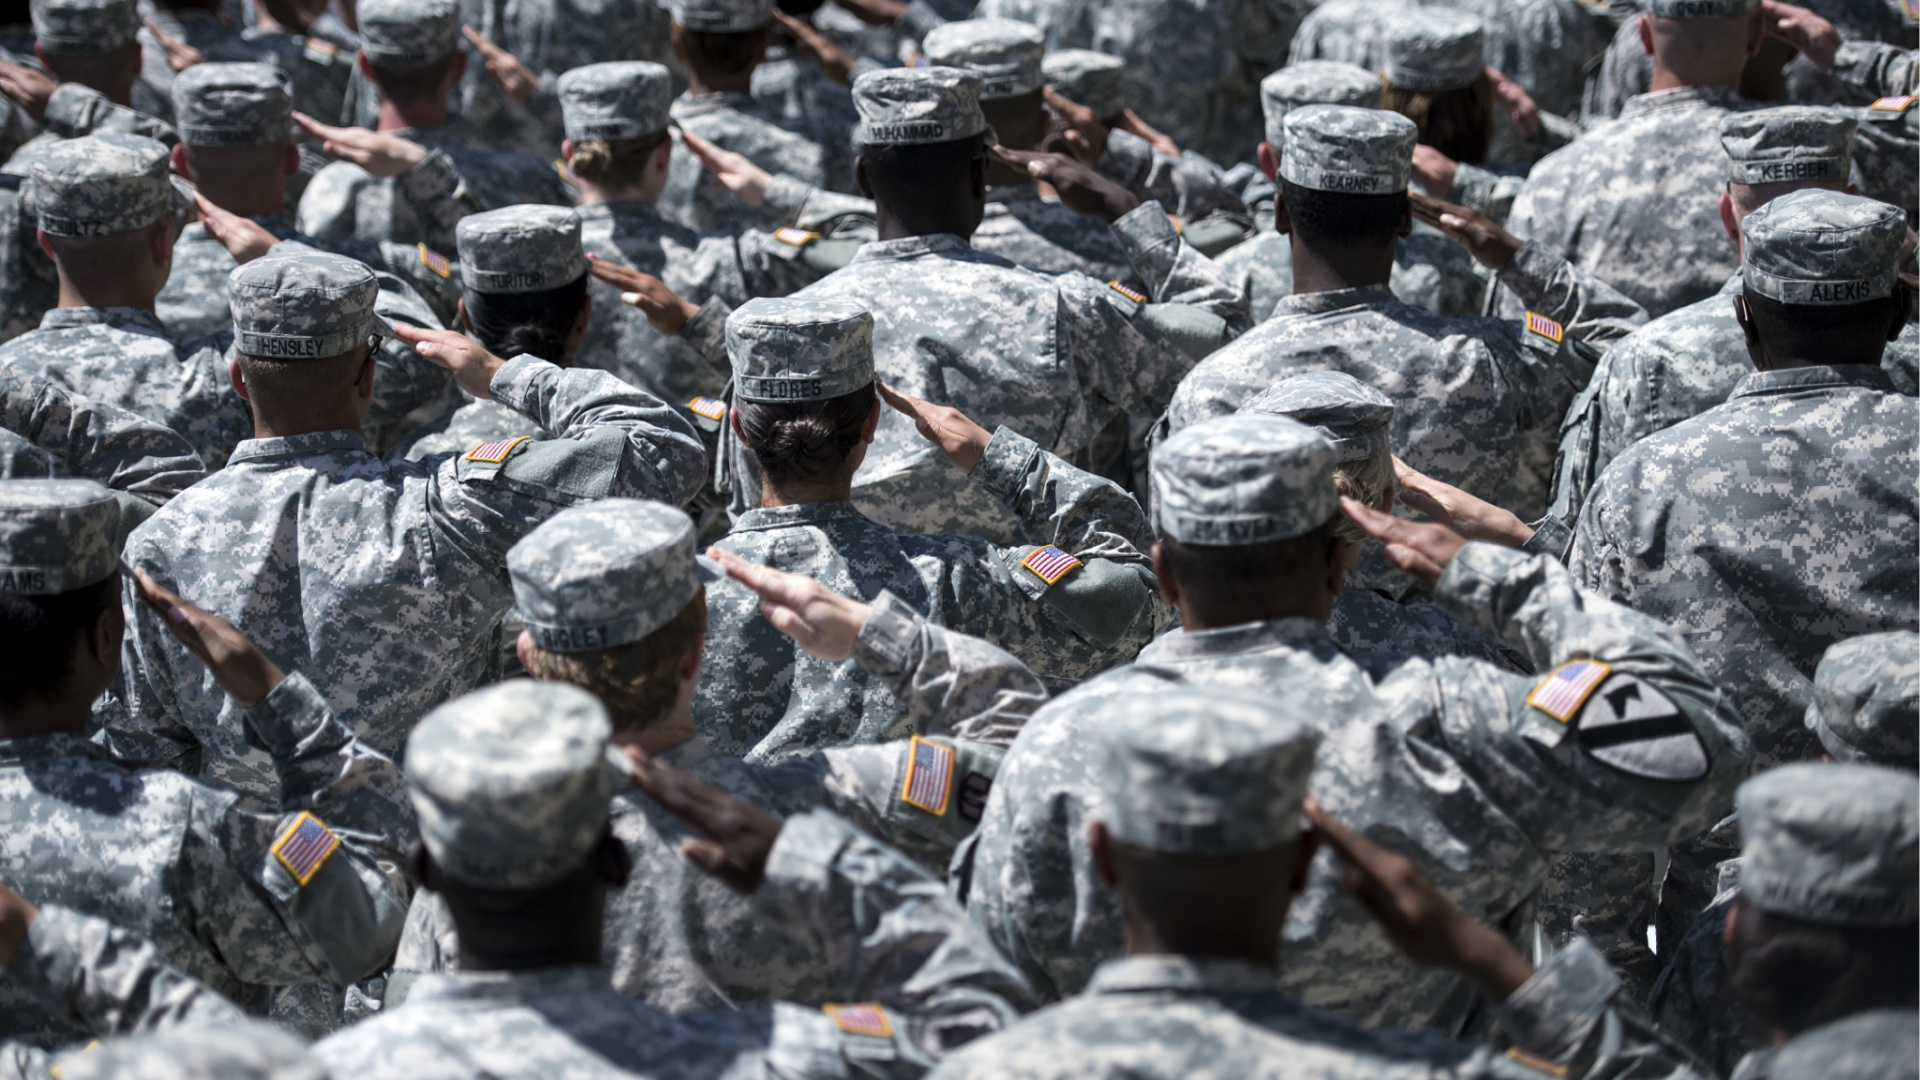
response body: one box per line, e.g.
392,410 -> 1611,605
1096,689 -> 1320,855
851,67 -> 993,148
457,205 -> 589,295
509,499 -> 721,653
1737,762 -> 1918,926
30,133 -> 191,238
1740,188 -> 1904,305
727,296 -> 874,402
1241,371 -> 1393,464
1720,106 -> 1855,185
668,0 -> 774,33
558,61 -> 675,142
173,63 -> 294,148
406,679 -> 624,889
1043,49 -> 1125,120
1152,413 -> 1339,545
229,250 -> 395,359
1383,10 -> 1486,92
0,479 -> 117,595
923,19 -> 1046,100
1261,62 -> 1383,149
357,0 -> 461,66
1804,631 -> 1919,769
31,0 -> 138,55
1280,104 -> 1416,195
1647,0 -> 1759,17
57,1022 -> 328,1080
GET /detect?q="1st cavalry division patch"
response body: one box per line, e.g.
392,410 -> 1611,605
900,736 -> 955,815
273,811 -> 341,886
466,435 -> 533,463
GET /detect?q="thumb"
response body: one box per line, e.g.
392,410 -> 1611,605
680,839 -> 732,875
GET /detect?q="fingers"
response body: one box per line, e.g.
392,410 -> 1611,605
1042,86 -> 1093,123
1339,495 -> 1414,545
461,24 -> 503,57
875,381 -> 922,418
586,253 -> 647,290
291,111 -> 346,143
679,127 -> 727,168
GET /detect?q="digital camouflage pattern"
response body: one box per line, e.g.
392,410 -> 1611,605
30,0 -> 138,54
356,0 -> 460,65
1043,49 -> 1126,119
971,184 -> 1140,285
455,204 -> 588,293
1092,127 -> 1254,226
27,133 -> 184,239
850,67 -> 990,148
557,61 -> 675,141
1151,413 -> 1339,544
1384,9 -> 1486,91
1738,187 -> 1904,303
923,19 -> 1047,99
509,499 -> 720,651
146,22 -> 352,140
53,1023 -> 325,1080
0,368 -> 203,506
1738,761 -> 1917,925
727,295 -> 874,401
1805,630 -> 1919,767
670,0 -> 774,33
1730,1007 -> 1920,1080
168,62 -> 292,148
1278,105 -> 1416,194
0,477 -> 115,591
1646,890 -> 1761,1077
660,91 -> 855,237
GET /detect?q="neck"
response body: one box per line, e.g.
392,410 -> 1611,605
1176,594 -> 1327,633
1121,913 -> 1281,971
758,476 -> 852,507
686,70 -> 752,95
572,179 -> 655,207
0,698 -> 89,740
1648,58 -> 1743,92
199,188 -> 284,219
377,98 -> 445,133
1287,235 -> 1395,296
608,705 -> 696,757
249,408 -> 363,441
873,208 -> 975,243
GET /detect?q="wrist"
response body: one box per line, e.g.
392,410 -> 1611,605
1451,917 -> 1533,1001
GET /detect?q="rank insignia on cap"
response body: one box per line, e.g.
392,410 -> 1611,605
1505,1048 -> 1569,1078
272,811 -> 341,886
303,36 -> 338,59
773,227 -> 819,247
686,396 -> 727,421
1106,281 -> 1147,305
1525,311 -> 1564,343
824,1002 -> 893,1038
1870,95 -> 1917,113
418,243 -> 451,278
465,435 -> 533,463
901,736 -> 955,815
1526,659 -> 1613,723
1021,544 -> 1082,586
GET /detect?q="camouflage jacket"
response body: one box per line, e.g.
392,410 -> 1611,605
1213,226 -> 1487,323
316,810 -> 1033,1080
1094,128 -> 1253,226
659,91 -> 858,236
139,8 -> 355,127
0,363 -> 204,510
1329,584 -> 1532,674
973,183 -> 1139,285
105,356 -> 706,798
0,674 -> 412,1047
752,42 -> 863,133
964,542 -> 1752,1026
1569,363 -> 1919,768
1729,1008 -> 1918,1080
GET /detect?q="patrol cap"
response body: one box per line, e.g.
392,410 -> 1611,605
668,0 -> 774,33
31,0 -> 138,54
357,0 -> 461,66
509,499 -> 721,654
1280,104 -> 1417,195
29,133 -> 191,238
1152,412 -> 1339,545
1383,10 -> 1486,92
1241,371 -> 1393,464
1720,106 -> 1855,185
923,18 -> 1046,100
1043,49 -> 1125,120
851,67 -> 993,149
406,679 -> 624,889
1647,0 -> 1758,17
57,1022 -> 328,1080
229,250 -> 394,359
1261,61 -> 1383,149
727,296 -> 874,402
1805,631 -> 1919,769
457,205 -> 589,295
1096,689 -> 1320,855
1737,762 -> 1918,926
558,61 -> 675,142
173,63 -> 294,148
1740,188 -> 1904,305
0,479 -> 117,595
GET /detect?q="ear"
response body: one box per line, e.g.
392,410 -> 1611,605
32,42 -> 47,68
561,138 -> 575,163
1150,542 -> 1181,608
1719,189 -> 1742,249
448,50 -> 468,83
1272,189 -> 1292,236
1257,142 -> 1277,182
356,50 -> 374,78
1722,895 -> 1741,955
90,592 -> 125,666
862,394 -> 881,443
728,404 -> 749,447
356,348 -> 378,402
1288,828 -> 1318,895
170,143 -> 194,182
149,219 -> 172,268
281,143 -> 301,181
229,352 -> 252,402
653,136 -> 673,171
515,629 -> 533,673
1637,14 -> 1654,55
456,295 -> 472,333
1733,291 -> 1765,362
35,228 -> 52,262
1088,821 -> 1118,888
855,155 -> 873,199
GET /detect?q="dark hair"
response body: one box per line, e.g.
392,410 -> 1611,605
462,274 -> 590,363
521,590 -> 708,735
1730,896 -> 1920,1037
1158,517 -> 1339,604
0,0 -> 29,25
1278,176 -> 1407,250
1382,75 -> 1494,164
671,22 -> 770,77
0,574 -> 117,708
858,135 -> 989,207
735,382 -> 875,486
775,0 -> 825,15
1742,289 -> 1907,359
368,56 -> 459,107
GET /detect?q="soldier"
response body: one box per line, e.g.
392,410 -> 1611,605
49,1023 -> 327,1080
106,250 -> 704,797
314,679 -> 1031,1079
1501,0 -> 1767,319
135,0 -> 355,139
965,411 -> 1751,1024
0,365 -> 204,527
0,479 -> 413,1046
392,496 -> 1047,1010
931,691 -> 1716,1080
294,0 -> 570,251
20,0 -> 171,132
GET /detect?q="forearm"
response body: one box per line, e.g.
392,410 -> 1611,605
247,673 -> 413,845
763,173 -> 877,233
392,150 -> 491,253
1496,241 -> 1649,345
1830,41 -> 1918,98
490,355 -> 708,504
1447,162 -> 1523,224
853,591 -> 1048,747
1111,200 -> 1246,323
971,425 -> 1156,559
41,82 -> 175,145
1097,129 -> 1250,223
1492,938 -> 1712,1080
6,905 -> 246,1036
0,375 -> 205,502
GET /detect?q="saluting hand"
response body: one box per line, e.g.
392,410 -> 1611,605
1408,190 -> 1522,271
0,60 -> 56,121
708,546 -> 872,662
393,324 -> 506,399
145,17 -> 205,73
462,26 -> 539,106
679,127 -> 775,207
294,112 -> 428,177
623,745 -> 784,893
195,193 -> 279,265
130,568 -> 286,707
878,382 -> 990,474
1340,496 -> 1466,588
587,254 -> 701,336
1043,87 -> 1110,165
1391,456 -> 1534,548
990,145 -> 1140,223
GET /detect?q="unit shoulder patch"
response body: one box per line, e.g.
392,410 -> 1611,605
273,811 -> 341,886
773,227 -> 820,247
686,396 -> 727,421
1021,545 -> 1083,586
900,736 -> 955,815
1526,659 -> 1613,723
1574,670 -> 1708,781
1525,311 -> 1565,344
418,243 -> 452,278
957,770 -> 992,823
1107,280 -> 1148,305
824,1002 -> 893,1038
465,434 -> 533,463
1505,1047 -> 1570,1078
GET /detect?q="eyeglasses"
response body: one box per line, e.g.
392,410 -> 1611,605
353,333 -> 384,387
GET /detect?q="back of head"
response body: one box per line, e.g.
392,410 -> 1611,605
0,478 -> 118,710
851,66 -> 993,224
1738,187 -> 1907,361
1644,0 -> 1761,85
1380,9 -> 1492,163
558,61 -> 674,190
668,0 -> 773,75
727,295 -> 876,488
1241,371 -> 1394,546
1277,104 -> 1415,253
1805,631 -> 1919,770
1043,49 -> 1126,123
173,62 -> 296,200
356,0 -> 461,104
456,204 -> 590,362
228,250 -> 392,415
1260,61 -> 1383,152
57,1021 -> 328,1080
29,132 -> 187,288
31,0 -> 139,91
924,19 -> 1045,146
1721,106 -> 1857,220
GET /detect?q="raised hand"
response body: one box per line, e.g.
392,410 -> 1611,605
0,60 -> 57,121
1043,87 -> 1109,165
828,0 -> 909,26
1340,496 -> 1467,588
624,745 -> 784,892
679,127 -> 774,207
989,145 -> 1140,223
1485,66 -> 1540,139
145,17 -> 205,73
294,112 -> 429,177
1759,0 -> 1840,70
1408,189 -> 1522,271
392,324 -> 506,399
462,26 -> 538,106
877,382 -> 989,474
194,193 -> 279,265
1391,456 -> 1534,547
0,881 -> 35,968
1409,144 -> 1459,201
1113,108 -> 1180,158
130,568 -> 286,707
708,546 -> 871,662
587,254 -> 700,336
773,10 -> 855,87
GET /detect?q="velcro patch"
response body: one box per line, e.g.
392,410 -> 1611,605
303,36 -> 338,60
824,1002 -> 893,1038
773,227 -> 819,247
1107,280 -> 1147,305
418,243 -> 451,278
1505,1047 -> 1569,1078
1525,311 -> 1565,343
958,770 -> 991,823
686,396 -> 727,421
901,736 -> 955,815
1903,0 -> 1916,19
465,435 -> 533,463
1526,659 -> 1613,723
1576,671 -> 1708,781
273,812 -> 341,886
1870,94 -> 1917,113
1166,212 -> 1183,233
1021,545 -> 1083,586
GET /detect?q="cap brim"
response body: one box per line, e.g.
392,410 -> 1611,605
368,310 -> 396,337
169,175 -> 196,222
693,553 -> 724,584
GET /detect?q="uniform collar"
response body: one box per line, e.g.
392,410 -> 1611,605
0,731 -> 103,768
1139,616 -> 1333,662
729,500 -> 870,532
1272,285 -> 1398,317
672,91 -> 759,118
575,200 -> 660,224
405,965 -> 614,1004
1729,364 -> 1895,400
849,234 -> 973,262
1619,84 -> 1744,119
226,429 -> 370,465
1087,955 -> 1282,996
38,306 -> 170,335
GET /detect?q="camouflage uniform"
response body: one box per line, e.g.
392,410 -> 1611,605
0,364 -> 205,513
25,0 -> 174,128
44,1023 -> 325,1080
319,679 -> 1030,1079
104,250 -> 705,799
0,478 -> 413,1049
137,7 -> 355,129
966,413 -> 1752,1024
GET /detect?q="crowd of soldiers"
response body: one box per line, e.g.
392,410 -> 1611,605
0,0 -> 1913,1071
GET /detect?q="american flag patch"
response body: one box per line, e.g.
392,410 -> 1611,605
1870,95 -> 1917,113
1506,1047 -> 1570,1078
1166,212 -> 1183,233
824,1002 -> 893,1038
1107,280 -> 1147,305
1021,545 -> 1082,586
417,243 -> 451,278
272,812 -> 341,886
303,36 -> 338,60
900,736 -> 955,815
686,396 -> 728,421
774,227 -> 819,247
1903,0 -> 1916,20
1526,660 -> 1614,723
465,435 -> 533,463
1525,311 -> 1564,343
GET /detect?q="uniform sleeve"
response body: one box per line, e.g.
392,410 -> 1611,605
1494,241 -> 1650,346
1830,41 -> 1919,98
5,904 -> 248,1037
389,150 -> 495,255
1095,129 -> 1253,225
356,269 -> 455,453
1487,938 -> 1714,1080
851,589 -> 1050,748
1111,199 -> 1247,325
761,173 -> 879,235
0,366 -> 206,504
184,672 -> 414,987
40,83 -> 176,145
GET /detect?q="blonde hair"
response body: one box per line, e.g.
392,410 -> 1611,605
521,589 -> 707,734
1381,75 -> 1494,164
1331,450 -> 1394,546
567,131 -> 670,188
